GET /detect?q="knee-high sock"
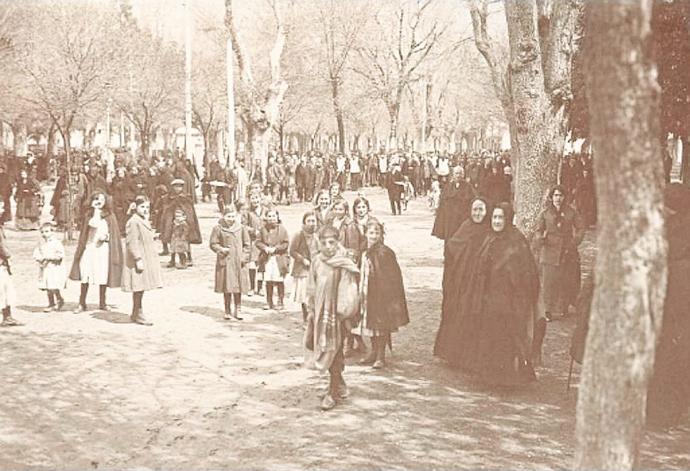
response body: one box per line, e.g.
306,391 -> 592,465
133,291 -> 143,312
266,282 -> 274,307
79,283 -> 89,307
99,284 -> 107,307
276,282 -> 285,303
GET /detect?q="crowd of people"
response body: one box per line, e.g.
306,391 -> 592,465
431,153 -> 595,386
0,145 -> 600,410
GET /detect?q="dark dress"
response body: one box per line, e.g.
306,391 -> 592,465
434,219 -> 490,368
432,180 -> 476,242
469,226 -> 540,386
158,192 -> 201,245
534,204 -> 584,314
356,242 -> 409,334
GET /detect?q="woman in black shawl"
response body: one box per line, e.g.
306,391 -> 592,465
434,196 -> 490,369
470,203 -> 540,386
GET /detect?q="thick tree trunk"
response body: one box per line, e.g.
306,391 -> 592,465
681,136 -> 690,186
505,0 -> 564,238
330,78 -> 346,154
574,2 -> 667,470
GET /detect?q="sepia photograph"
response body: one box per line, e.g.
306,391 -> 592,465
0,0 -> 689,469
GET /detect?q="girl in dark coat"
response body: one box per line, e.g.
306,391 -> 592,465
534,185 -> 585,321
352,219 -> 409,369
289,211 -> 319,324
469,203 -> 540,386
434,197 -> 491,369
210,204 -> 251,320
256,208 -> 289,310
69,191 -> 123,313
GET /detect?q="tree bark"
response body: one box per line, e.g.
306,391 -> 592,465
388,102 -> 400,149
330,77 -> 346,154
46,121 -> 56,158
12,121 -> 27,156
574,2 -> 667,469
681,136 -> 690,186
505,0 -> 565,237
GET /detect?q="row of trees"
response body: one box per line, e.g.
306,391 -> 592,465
0,0 -> 504,167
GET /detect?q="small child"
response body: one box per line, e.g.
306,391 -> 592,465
402,176 -> 415,211
352,220 -> 409,369
428,180 -> 441,213
33,221 -> 66,312
0,202 -> 19,327
170,209 -> 190,269
210,204 -> 251,320
256,208 -> 289,310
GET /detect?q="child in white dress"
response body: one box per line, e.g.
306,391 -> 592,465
33,222 -> 67,312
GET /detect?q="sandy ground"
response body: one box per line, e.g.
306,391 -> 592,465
0,187 -> 688,470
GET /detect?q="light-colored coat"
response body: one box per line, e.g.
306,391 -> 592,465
210,221 -> 251,294
122,213 -> 163,292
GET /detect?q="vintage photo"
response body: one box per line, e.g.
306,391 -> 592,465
0,0 -> 688,469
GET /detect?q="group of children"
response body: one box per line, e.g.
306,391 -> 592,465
1,180 -> 410,412
206,183 -> 410,410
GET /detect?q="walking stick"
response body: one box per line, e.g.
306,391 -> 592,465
566,357 -> 575,392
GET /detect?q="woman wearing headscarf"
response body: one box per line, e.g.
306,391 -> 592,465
534,185 -> 585,321
433,196 -> 491,369
469,203 -> 540,386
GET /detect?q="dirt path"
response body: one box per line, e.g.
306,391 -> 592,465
0,188 -> 687,469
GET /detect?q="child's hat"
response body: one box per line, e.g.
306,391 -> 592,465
171,178 -> 185,186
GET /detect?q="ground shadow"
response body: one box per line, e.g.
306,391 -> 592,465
91,311 -> 132,324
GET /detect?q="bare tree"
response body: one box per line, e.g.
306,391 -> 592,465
16,3 -> 118,238
574,2 -> 667,469
316,0 -> 369,153
469,0 -> 582,236
353,0 -> 445,147
113,32 -> 183,159
225,0 -> 289,174
192,51 -> 227,169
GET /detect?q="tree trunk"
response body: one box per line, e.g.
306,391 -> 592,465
387,102 -> 400,149
505,0 -> 565,238
574,2 -> 667,470
12,122 -> 27,156
46,122 -> 56,158
278,123 -> 284,155
681,136 -> 690,186
252,128 -> 270,181
140,131 -> 150,160
330,78 -> 346,154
